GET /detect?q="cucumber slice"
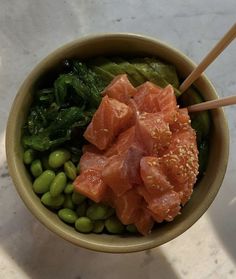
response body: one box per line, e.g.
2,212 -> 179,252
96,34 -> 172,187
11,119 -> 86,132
129,58 -> 181,96
91,66 -> 115,85
144,57 -> 180,88
111,57 -> 146,86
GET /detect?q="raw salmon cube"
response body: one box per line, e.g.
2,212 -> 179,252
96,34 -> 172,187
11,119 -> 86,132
135,112 -> 172,155
105,126 -> 136,157
147,190 -> 181,222
115,189 -> 142,225
133,81 -> 162,113
102,74 -> 137,104
170,108 -> 191,132
73,169 -> 107,203
79,152 -> 107,173
134,208 -> 154,236
140,156 -> 173,192
84,96 -> 133,150
158,84 -> 177,124
161,129 -> 199,185
101,154 -> 132,196
82,144 -> 103,154
137,186 -> 181,222
102,187 -> 116,207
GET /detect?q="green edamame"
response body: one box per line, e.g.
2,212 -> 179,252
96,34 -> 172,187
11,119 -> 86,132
93,220 -> 105,233
75,217 -> 93,233
64,183 -> 74,194
72,192 -> 86,205
58,208 -> 78,224
50,172 -> 67,197
41,192 -> 65,208
33,170 -> 55,194
126,224 -> 138,233
23,149 -> 36,164
48,149 -> 71,169
105,216 -> 125,234
42,156 -> 53,170
104,207 -> 115,219
63,194 -> 75,210
76,201 -> 87,217
64,161 -> 77,180
30,159 -> 43,177
86,203 -> 110,220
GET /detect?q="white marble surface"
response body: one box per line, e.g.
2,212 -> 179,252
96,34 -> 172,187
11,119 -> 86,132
0,0 -> 236,278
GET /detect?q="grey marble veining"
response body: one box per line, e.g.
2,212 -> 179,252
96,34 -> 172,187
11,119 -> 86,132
0,1 -> 236,278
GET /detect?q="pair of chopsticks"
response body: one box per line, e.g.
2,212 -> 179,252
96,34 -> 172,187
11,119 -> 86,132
179,23 -> 236,112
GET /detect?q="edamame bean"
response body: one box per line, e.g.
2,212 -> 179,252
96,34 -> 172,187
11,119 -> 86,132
72,192 -> 86,205
23,149 -> 35,164
63,194 -> 75,210
48,149 -> 71,169
104,207 -> 115,219
75,217 -> 93,233
64,161 -> 77,180
126,224 -> 138,233
42,156 -> 53,170
105,216 -> 125,234
30,159 -> 43,177
76,201 -> 87,217
50,172 -> 67,197
41,192 -> 65,208
58,208 -> 78,224
33,170 -> 55,194
86,204 -> 110,220
64,183 -> 74,194
93,220 -> 105,233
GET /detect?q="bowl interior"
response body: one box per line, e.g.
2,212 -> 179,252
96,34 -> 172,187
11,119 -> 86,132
6,34 -> 229,253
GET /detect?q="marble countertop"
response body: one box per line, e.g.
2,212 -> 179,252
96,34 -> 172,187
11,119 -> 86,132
0,1 -> 236,278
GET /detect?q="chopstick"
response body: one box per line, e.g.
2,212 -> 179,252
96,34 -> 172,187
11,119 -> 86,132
179,23 -> 236,93
187,95 -> 236,112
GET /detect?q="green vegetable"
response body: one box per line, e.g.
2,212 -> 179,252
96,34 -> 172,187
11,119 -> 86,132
50,172 -> 67,197
63,194 -> 75,210
86,204 -> 110,220
75,217 -> 94,233
41,192 -> 65,208
76,201 -> 87,217
105,216 -> 125,234
58,208 -> 78,224
42,156 -> 52,170
72,192 -> 86,205
48,149 -> 71,169
23,106 -> 91,151
23,149 -> 36,164
126,224 -> 138,233
64,160 -> 77,180
198,140 -> 209,176
64,183 -> 74,194
30,159 -> 43,177
33,170 -> 55,194
93,220 -> 105,233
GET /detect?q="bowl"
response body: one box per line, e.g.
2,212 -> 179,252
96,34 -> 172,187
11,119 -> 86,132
6,33 -> 229,253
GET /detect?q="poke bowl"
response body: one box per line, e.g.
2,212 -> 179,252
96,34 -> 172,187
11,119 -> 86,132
5,33 -> 229,253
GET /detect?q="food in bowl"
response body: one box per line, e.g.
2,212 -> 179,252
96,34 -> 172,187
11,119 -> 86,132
22,56 -> 210,236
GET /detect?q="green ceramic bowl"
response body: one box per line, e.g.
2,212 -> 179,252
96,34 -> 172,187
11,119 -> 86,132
5,33 -> 229,253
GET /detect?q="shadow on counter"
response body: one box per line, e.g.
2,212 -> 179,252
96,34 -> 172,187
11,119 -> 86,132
0,159 -> 180,279
208,158 -> 236,262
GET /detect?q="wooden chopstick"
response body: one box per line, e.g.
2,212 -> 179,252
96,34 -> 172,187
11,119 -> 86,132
179,23 -> 236,93
187,95 -> 236,112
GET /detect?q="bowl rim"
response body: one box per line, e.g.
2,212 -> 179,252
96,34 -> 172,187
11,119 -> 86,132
5,32 -> 229,253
